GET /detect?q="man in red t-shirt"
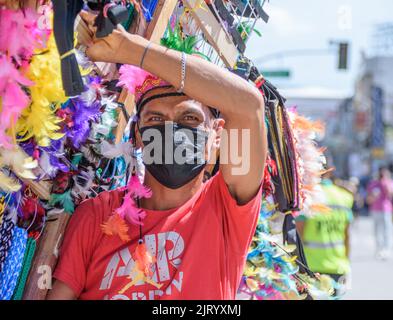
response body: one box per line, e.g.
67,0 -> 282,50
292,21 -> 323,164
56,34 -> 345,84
47,12 -> 267,300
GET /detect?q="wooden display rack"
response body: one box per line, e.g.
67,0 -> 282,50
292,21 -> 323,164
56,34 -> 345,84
19,0 -> 240,299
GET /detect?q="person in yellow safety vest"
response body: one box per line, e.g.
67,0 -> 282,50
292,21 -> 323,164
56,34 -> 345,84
296,177 -> 354,297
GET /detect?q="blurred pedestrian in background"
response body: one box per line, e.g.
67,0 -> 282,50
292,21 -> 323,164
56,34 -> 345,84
335,177 -> 362,220
296,172 -> 354,297
366,167 -> 393,260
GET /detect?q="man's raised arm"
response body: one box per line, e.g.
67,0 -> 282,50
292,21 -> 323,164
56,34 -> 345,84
82,12 -> 267,204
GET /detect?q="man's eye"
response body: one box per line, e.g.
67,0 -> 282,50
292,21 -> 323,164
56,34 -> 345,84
183,115 -> 199,121
149,116 -> 163,122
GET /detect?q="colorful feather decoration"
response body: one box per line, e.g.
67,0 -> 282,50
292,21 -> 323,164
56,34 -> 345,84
133,241 -> 156,277
102,174 -> 152,240
101,214 -> 131,242
38,150 -> 61,179
117,65 -> 153,95
48,190 -> 75,214
100,140 -> 132,160
0,6 -> 51,149
118,240 -> 162,294
161,23 -> 210,60
0,171 -> 21,193
287,108 -> 328,217
237,21 -> 262,41
116,192 -> 146,225
120,174 -> 152,200
0,7 -> 48,62
64,98 -> 102,149
71,166 -> 96,200
0,147 -> 37,180
238,197 -> 299,300
0,56 -> 34,149
91,95 -> 118,139
16,32 -> 67,147
238,195 -> 336,300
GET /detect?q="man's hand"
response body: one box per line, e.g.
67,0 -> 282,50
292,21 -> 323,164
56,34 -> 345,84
79,11 -> 131,64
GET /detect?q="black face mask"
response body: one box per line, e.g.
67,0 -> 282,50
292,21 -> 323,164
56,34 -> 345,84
139,122 -> 209,189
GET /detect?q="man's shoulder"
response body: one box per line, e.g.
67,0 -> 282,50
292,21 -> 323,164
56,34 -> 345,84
73,188 -> 124,221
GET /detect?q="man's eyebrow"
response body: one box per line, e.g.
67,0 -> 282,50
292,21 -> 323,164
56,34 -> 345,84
141,110 -> 166,117
178,108 -> 205,118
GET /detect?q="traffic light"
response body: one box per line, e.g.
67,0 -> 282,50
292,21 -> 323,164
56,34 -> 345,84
338,42 -> 349,70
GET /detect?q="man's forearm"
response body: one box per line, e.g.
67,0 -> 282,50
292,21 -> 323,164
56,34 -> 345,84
119,34 -> 263,119
111,31 -> 266,202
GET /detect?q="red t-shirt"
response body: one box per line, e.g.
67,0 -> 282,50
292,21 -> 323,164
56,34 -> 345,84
53,172 -> 262,300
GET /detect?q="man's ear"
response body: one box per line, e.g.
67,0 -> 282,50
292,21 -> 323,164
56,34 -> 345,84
133,122 -> 143,149
212,118 -> 225,149
206,118 -> 225,166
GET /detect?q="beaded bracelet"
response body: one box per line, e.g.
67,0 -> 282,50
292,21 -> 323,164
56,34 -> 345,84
177,52 -> 186,93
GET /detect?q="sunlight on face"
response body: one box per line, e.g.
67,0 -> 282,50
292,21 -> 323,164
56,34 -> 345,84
138,87 -> 214,129
136,87 -> 222,164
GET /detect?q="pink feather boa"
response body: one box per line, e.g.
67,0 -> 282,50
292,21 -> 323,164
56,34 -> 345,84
116,175 -> 152,225
0,56 -> 33,148
0,8 -> 49,63
0,7 -> 50,149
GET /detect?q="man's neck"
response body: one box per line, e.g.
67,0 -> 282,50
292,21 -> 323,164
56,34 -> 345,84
140,172 -> 205,211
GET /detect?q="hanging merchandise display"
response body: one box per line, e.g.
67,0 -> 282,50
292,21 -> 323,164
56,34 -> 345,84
11,237 -> 37,300
233,65 -> 338,300
0,0 -> 336,300
0,226 -> 28,300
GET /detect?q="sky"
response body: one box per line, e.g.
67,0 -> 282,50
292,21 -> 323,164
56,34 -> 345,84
246,0 -> 393,97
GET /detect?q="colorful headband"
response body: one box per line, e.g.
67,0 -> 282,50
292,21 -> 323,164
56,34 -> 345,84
117,64 -> 220,118
117,65 -> 169,103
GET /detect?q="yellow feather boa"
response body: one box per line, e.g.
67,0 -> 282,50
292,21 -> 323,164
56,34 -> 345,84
17,32 -> 67,147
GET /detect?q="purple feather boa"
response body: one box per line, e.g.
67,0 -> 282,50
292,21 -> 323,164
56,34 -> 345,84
65,98 -> 101,149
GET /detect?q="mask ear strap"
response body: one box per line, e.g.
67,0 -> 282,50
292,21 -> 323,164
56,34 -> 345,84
129,119 -> 138,147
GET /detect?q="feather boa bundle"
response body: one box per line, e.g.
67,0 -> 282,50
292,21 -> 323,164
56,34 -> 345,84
71,166 -> 96,200
90,95 -> 118,139
0,7 -> 50,149
0,56 -> 33,149
0,147 -> 37,181
0,7 -> 48,62
287,108 -> 328,217
39,140 -> 69,179
0,146 -> 37,194
99,140 -> 134,169
61,76 -> 118,148
17,137 -> 68,181
16,33 -> 67,147
64,98 -> 102,149
0,171 -> 21,193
